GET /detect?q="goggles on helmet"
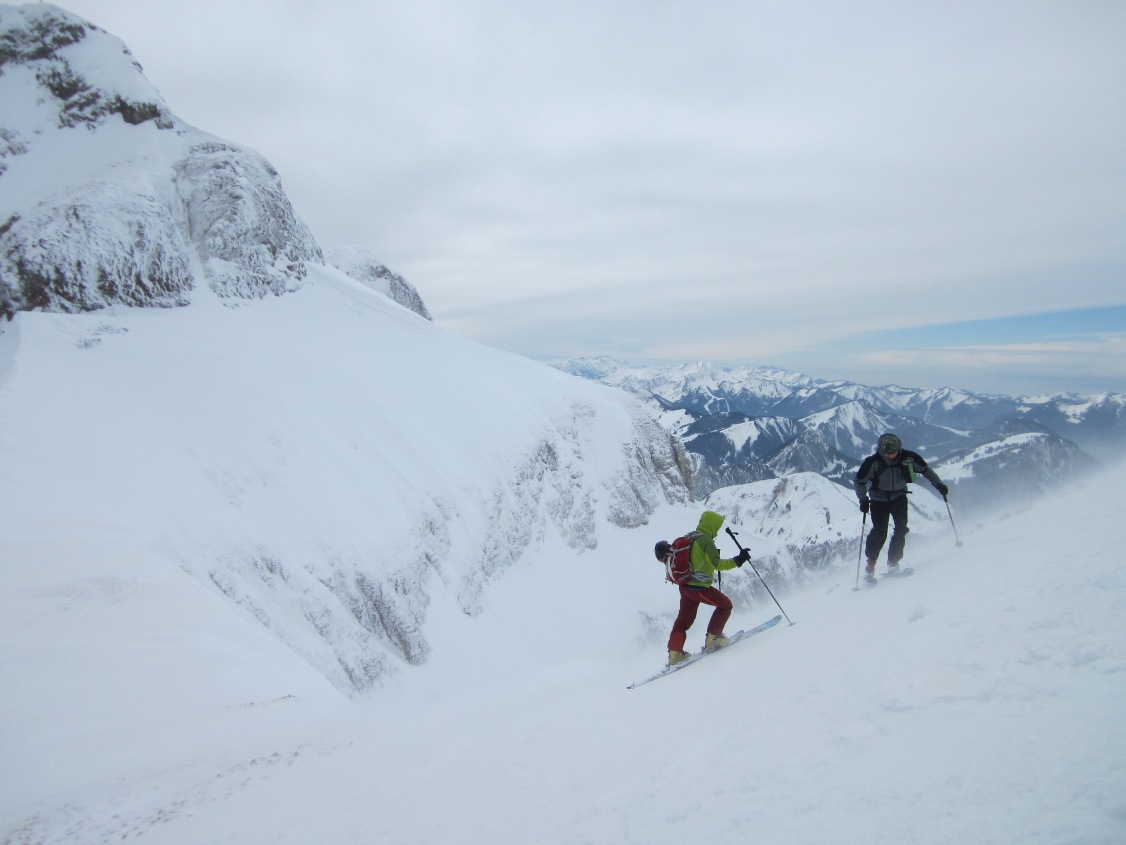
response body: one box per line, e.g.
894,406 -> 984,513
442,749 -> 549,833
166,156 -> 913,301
879,436 -> 901,455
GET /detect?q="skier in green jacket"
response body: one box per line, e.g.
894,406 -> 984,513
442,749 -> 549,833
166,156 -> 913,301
666,510 -> 749,666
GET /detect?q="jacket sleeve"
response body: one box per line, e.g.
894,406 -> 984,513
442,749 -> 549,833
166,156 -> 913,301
710,534 -> 743,570
715,554 -> 741,572
921,465 -> 944,490
854,455 -> 875,499
691,535 -> 740,574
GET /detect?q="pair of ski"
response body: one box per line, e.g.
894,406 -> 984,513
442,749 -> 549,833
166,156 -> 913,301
628,614 -> 783,689
860,565 -> 915,588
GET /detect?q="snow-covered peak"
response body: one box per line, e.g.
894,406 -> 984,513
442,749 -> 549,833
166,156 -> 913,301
325,245 -> 433,321
0,4 -> 173,136
554,356 -> 820,416
0,4 -> 322,317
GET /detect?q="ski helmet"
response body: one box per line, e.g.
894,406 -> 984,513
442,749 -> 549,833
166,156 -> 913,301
878,433 -> 902,455
654,540 -> 672,561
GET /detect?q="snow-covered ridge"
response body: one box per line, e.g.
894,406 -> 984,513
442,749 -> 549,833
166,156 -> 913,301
701,471 -> 909,604
326,245 -> 432,321
0,4 -> 172,131
0,268 -> 691,693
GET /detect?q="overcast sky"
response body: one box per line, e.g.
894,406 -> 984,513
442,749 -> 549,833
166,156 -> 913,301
56,0 -> 1126,396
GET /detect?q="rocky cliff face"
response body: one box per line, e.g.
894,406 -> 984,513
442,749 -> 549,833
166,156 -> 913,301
326,245 -> 433,321
0,5 -> 321,317
176,141 -> 323,300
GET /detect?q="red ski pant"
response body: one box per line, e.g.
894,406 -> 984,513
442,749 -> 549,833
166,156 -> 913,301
667,585 -> 733,652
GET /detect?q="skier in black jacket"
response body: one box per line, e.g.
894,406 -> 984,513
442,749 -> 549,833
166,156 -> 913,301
854,433 -> 949,581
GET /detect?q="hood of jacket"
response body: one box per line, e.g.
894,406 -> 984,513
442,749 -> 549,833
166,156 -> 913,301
696,510 -> 725,539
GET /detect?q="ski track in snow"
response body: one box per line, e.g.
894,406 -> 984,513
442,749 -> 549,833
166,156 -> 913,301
3,470 -> 1125,845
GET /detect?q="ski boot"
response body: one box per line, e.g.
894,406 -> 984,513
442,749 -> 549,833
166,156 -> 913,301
668,650 -> 692,666
864,560 -> 878,585
705,632 -> 731,651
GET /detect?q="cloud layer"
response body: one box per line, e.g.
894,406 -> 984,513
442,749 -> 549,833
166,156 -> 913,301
57,0 -> 1126,393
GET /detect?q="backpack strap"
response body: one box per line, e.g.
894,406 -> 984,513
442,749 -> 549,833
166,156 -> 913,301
871,453 -> 886,484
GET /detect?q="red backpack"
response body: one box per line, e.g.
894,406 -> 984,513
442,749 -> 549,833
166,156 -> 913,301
655,531 -> 703,584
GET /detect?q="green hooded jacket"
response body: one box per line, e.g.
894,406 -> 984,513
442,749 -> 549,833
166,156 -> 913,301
687,510 -> 740,588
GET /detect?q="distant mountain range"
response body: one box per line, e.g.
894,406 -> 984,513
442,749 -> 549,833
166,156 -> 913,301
554,357 -> 1118,509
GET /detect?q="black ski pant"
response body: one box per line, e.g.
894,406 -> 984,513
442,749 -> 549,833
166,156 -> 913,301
865,494 -> 910,565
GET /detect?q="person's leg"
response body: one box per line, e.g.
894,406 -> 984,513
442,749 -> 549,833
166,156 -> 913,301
696,587 -> 733,636
667,587 -> 703,652
865,500 -> 892,565
887,495 -> 910,564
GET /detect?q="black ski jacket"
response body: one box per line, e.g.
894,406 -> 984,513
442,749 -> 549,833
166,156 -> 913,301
854,449 -> 945,503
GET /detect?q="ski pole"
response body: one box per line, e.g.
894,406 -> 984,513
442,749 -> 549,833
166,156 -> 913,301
852,512 -> 867,592
725,527 -> 793,626
944,496 -> 964,547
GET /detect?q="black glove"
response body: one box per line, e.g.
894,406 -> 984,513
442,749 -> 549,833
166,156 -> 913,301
935,482 -> 949,497
859,497 -> 870,514
733,549 -> 750,566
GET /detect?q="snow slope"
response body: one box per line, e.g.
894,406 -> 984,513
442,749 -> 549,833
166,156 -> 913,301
3,456 -> 1124,843
0,264 -> 693,696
